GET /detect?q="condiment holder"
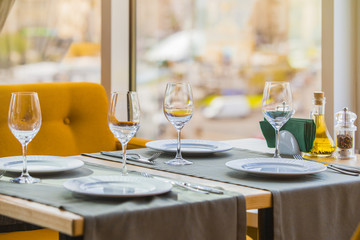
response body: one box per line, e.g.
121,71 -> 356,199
335,107 -> 357,159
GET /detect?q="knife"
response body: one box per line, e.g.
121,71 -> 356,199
152,176 -> 224,194
302,157 -> 360,174
100,151 -> 155,165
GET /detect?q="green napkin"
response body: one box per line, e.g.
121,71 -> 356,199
259,118 -> 316,152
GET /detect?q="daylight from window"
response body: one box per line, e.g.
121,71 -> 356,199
0,0 -> 321,142
0,0 -> 101,84
137,0 -> 321,140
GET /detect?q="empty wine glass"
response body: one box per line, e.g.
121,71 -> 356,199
8,92 -> 42,183
108,91 -> 140,175
163,82 -> 194,165
262,81 -> 294,158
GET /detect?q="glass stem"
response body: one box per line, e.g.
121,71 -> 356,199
274,127 -> 281,158
122,143 -> 128,175
22,143 -> 29,177
175,129 -> 182,159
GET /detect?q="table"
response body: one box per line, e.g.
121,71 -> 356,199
0,160 -> 271,238
0,139 -> 273,239
0,138 -> 359,240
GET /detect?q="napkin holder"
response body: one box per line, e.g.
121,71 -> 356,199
259,118 -> 316,153
279,130 -> 301,155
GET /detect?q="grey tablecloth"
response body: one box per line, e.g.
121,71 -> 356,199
89,148 -> 360,240
0,162 -> 246,240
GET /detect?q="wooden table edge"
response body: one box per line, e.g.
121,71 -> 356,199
0,194 -> 84,236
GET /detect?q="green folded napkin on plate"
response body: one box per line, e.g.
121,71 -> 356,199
259,118 -> 316,152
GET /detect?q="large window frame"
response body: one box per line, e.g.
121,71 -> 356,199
322,0 -> 359,150
102,0 -> 360,150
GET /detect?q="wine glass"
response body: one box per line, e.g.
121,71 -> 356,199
163,82 -> 194,165
108,91 -> 140,175
8,92 -> 42,184
262,81 -> 294,158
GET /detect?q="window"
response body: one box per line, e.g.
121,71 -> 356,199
0,0 -> 101,84
136,0 -> 321,140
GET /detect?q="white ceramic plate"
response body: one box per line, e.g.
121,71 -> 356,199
146,139 -> 232,154
225,158 -> 327,177
63,175 -> 173,198
0,156 -> 84,174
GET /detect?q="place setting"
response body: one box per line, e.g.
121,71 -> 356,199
70,88 -> 224,198
225,81 -> 321,178
0,92 -> 86,184
79,87 -> 226,197
64,90 -> 173,198
98,81 -> 233,167
225,82 -> 360,178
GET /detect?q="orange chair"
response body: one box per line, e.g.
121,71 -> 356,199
352,223 -> 360,240
0,82 -> 150,240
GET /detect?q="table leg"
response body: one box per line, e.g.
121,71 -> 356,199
59,233 -> 83,240
258,208 -> 274,240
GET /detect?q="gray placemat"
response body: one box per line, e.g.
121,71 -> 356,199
89,148 -> 360,240
0,162 -> 246,240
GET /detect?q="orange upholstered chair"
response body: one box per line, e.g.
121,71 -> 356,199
352,223 -> 360,240
0,82 -> 150,240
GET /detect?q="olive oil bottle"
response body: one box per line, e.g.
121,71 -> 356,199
306,91 -> 335,157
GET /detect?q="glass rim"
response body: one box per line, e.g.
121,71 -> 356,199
264,81 -> 290,84
11,92 -> 39,95
166,81 -> 191,85
111,91 -> 138,94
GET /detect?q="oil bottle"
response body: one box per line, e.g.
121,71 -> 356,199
306,91 -> 335,157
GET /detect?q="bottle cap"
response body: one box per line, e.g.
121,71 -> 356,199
313,91 -> 325,105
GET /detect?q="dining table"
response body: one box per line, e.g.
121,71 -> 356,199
0,138 -> 359,240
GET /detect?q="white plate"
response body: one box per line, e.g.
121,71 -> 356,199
0,156 -> 84,174
225,158 -> 327,177
146,139 -> 232,154
63,175 -> 173,198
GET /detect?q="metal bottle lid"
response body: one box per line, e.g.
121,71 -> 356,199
335,107 -> 357,131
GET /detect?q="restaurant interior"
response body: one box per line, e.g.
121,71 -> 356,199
0,0 -> 359,240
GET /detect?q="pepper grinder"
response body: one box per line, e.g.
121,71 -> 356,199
335,107 -> 357,159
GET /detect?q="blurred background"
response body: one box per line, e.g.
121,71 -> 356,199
0,0 -> 321,141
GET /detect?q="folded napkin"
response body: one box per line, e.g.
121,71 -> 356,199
259,118 -> 316,152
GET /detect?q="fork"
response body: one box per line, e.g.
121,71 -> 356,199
141,172 -> 209,194
293,154 -> 360,176
128,152 -> 162,163
100,151 -> 161,163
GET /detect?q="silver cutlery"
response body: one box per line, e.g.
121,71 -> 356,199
100,151 -> 161,164
141,172 -> 208,194
130,152 -> 162,162
141,172 -> 224,194
293,154 -> 360,176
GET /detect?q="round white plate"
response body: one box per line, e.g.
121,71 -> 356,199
146,139 -> 232,154
225,158 -> 327,177
0,156 -> 84,174
63,175 -> 173,198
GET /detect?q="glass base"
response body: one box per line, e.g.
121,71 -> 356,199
120,170 -> 129,176
165,158 -> 193,166
11,175 -> 40,184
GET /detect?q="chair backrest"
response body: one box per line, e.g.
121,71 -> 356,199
0,82 -> 117,157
